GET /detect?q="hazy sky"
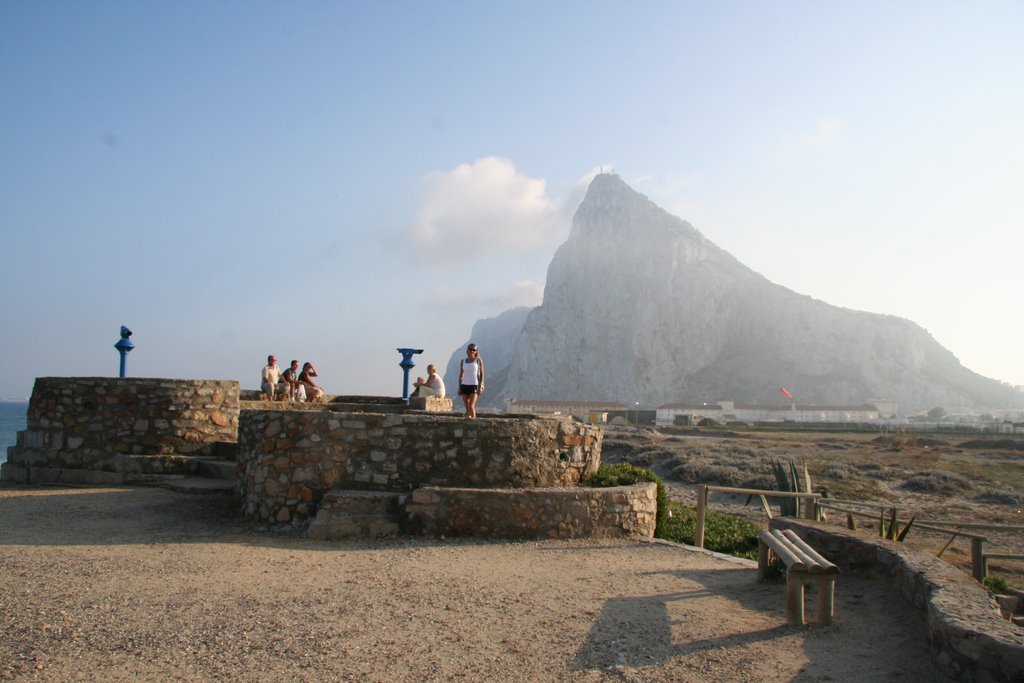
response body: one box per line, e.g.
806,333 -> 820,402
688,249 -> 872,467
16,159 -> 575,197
1,1 -> 1022,401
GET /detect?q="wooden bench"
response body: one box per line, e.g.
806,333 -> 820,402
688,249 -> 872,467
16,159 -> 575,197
758,529 -> 839,626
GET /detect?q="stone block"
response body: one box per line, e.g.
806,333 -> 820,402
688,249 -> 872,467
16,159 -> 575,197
0,462 -> 27,483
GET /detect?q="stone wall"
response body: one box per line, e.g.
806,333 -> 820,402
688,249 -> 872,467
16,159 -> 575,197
1,377 -> 239,483
405,483 -> 657,539
772,518 -> 1024,682
237,409 -> 603,522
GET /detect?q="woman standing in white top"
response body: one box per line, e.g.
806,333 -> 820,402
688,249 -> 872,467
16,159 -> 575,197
458,343 -> 484,418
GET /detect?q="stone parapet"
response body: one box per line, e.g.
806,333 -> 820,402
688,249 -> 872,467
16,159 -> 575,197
404,483 -> 657,539
2,378 -> 239,484
22,377 -> 239,455
772,518 -> 1024,682
236,410 -> 603,523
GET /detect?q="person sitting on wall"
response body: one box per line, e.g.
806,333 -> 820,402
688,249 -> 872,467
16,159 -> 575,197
280,359 -> 302,401
411,364 -> 446,398
261,355 -> 282,400
299,362 -> 324,402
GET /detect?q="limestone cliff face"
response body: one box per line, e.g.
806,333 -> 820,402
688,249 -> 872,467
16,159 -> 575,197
474,174 -> 1020,415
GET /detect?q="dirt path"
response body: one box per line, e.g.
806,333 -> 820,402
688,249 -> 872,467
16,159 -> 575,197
0,485 -> 945,681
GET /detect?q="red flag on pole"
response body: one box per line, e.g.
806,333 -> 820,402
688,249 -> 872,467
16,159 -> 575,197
779,387 -> 793,399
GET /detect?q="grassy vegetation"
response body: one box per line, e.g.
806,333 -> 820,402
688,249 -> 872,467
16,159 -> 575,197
660,501 -> 761,560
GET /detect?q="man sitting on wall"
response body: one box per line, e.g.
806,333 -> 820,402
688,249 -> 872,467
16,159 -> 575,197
411,364 -> 445,398
261,355 -> 282,400
280,359 -> 302,401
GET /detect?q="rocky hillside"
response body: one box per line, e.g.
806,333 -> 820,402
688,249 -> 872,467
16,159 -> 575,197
453,174 -> 1022,415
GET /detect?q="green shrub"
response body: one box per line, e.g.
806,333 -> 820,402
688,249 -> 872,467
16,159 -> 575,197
984,575 -> 1010,594
584,462 -> 668,536
660,501 -> 761,560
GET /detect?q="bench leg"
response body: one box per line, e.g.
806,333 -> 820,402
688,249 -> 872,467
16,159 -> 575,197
786,573 -> 806,626
817,576 -> 836,626
757,540 -> 770,581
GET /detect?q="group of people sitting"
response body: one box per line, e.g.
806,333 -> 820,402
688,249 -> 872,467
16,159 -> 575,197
260,344 -> 483,415
260,355 -> 324,402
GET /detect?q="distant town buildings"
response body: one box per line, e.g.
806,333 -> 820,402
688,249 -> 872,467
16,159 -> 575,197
503,397 -> 1024,432
504,399 -> 627,422
655,400 -> 886,426
505,398 -> 895,425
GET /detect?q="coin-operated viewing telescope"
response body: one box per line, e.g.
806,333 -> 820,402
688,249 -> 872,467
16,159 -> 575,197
396,347 -> 424,402
114,326 -> 134,378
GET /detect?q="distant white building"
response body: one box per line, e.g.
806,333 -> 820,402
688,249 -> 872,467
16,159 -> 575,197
505,399 -> 628,421
656,399 -> 885,426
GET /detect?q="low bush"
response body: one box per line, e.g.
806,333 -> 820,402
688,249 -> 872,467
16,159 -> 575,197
900,470 -> 972,494
669,463 -> 744,487
972,490 -> 1022,506
739,474 -> 776,490
820,463 -> 853,480
627,448 -> 674,467
984,575 -> 1010,594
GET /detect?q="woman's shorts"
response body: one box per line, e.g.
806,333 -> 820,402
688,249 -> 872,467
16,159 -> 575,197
459,384 -> 478,396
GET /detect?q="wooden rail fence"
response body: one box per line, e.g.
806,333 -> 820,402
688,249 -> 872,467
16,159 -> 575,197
817,498 -> 1024,582
692,486 -> 1023,583
693,484 -> 821,550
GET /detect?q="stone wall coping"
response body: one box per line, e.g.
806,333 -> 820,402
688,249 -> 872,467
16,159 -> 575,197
413,483 -> 646,494
35,377 -> 238,386
238,407 -> 562,422
772,518 -> 1024,681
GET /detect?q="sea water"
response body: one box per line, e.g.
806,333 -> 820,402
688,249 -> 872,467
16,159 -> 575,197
0,402 -> 28,464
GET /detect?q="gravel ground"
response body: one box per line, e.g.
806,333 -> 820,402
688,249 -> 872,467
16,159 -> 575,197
0,485 -> 945,682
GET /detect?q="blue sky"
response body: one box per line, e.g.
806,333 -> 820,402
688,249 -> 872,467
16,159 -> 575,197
1,1 -> 1022,401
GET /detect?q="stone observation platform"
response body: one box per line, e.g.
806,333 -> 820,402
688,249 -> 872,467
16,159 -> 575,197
5,377 -> 1024,679
3,378 -> 658,540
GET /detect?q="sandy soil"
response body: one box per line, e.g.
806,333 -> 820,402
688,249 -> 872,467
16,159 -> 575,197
0,485 -> 945,682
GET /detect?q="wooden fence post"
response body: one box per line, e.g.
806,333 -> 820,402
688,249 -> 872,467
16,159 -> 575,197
971,537 -> 987,581
802,495 -> 816,520
695,484 -> 707,549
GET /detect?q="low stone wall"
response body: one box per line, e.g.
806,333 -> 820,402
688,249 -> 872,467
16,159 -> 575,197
772,518 -> 1024,682
405,483 -> 657,539
237,410 -> 603,522
1,377 -> 239,483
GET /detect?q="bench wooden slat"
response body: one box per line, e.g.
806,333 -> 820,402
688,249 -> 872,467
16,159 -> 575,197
759,530 -> 809,572
781,529 -> 838,574
771,529 -> 824,572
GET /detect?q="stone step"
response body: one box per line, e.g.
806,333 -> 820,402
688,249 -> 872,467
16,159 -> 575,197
308,514 -> 402,540
197,458 -> 236,480
123,454 -> 205,476
123,471 -> 234,495
1,463 -> 124,486
122,454 -> 236,479
161,476 -> 235,495
318,489 -> 406,515
308,490 -> 407,540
